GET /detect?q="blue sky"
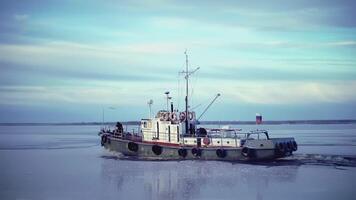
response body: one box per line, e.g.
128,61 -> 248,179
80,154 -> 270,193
0,0 -> 356,122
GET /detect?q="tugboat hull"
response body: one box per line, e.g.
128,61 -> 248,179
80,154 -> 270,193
101,135 -> 291,161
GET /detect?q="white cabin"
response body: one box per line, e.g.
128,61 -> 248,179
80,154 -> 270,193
140,111 -> 247,147
141,111 -> 196,145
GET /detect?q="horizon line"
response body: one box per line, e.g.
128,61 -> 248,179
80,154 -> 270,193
1,119 -> 356,126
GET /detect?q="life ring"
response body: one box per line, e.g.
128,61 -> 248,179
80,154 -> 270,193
292,141 -> 298,151
188,112 -> 194,120
163,113 -> 170,121
179,112 -> 186,121
178,148 -> 187,158
159,113 -> 165,121
128,142 -> 138,152
203,136 -> 210,145
191,148 -> 201,157
169,112 -> 177,121
152,145 -> 162,155
216,149 -> 227,158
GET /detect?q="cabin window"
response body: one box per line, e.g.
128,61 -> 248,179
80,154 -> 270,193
156,122 -> 159,139
177,126 -> 180,142
143,122 -> 147,128
258,134 -> 268,140
168,126 -> 171,142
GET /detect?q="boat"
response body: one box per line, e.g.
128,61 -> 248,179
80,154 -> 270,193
99,52 -> 297,161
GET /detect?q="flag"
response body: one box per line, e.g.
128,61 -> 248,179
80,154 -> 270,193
256,113 -> 262,124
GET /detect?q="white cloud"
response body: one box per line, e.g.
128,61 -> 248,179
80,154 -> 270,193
150,17 -> 190,29
14,14 -> 29,21
1,81 -> 355,109
0,41 -> 185,77
0,81 -> 177,107
192,80 -> 356,105
326,41 -> 356,46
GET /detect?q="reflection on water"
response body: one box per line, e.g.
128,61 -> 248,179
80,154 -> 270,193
101,155 -> 298,200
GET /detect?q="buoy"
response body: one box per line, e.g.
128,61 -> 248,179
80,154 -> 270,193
203,136 -> 210,145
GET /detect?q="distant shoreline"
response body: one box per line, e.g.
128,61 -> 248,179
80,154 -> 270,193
1,120 -> 356,126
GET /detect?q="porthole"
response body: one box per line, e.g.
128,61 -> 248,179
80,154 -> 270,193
217,141 -> 220,144
227,141 -> 230,144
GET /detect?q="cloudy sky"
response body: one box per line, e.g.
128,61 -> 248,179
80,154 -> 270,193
0,0 -> 356,122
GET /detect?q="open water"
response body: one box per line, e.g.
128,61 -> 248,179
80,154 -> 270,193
0,124 -> 356,200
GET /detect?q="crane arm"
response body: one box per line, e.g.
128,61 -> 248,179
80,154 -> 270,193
197,93 -> 221,121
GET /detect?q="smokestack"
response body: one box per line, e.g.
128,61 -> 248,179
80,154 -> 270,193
171,102 -> 174,112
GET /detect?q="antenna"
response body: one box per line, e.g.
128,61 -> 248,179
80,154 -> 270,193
179,50 -> 199,134
147,99 -> 153,118
165,91 -> 170,112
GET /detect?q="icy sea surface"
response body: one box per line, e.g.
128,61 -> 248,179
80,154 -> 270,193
1,124 -> 356,200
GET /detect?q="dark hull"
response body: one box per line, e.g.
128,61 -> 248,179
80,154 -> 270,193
101,135 -> 291,161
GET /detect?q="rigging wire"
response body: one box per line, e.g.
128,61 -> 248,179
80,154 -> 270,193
176,71 -> 181,111
190,68 -> 199,110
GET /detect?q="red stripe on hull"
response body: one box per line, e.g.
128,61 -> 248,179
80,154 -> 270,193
108,136 -> 241,149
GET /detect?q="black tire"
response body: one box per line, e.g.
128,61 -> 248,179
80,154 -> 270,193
285,142 -> 292,152
216,149 -> 227,158
152,145 -> 162,155
191,148 -> 201,157
127,142 -> 139,152
101,135 -> 107,146
178,148 -> 187,158
241,147 -> 249,157
197,128 -> 207,136
278,143 -> 285,153
292,141 -> 298,151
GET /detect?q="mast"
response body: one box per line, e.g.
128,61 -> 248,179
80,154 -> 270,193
182,50 -> 199,135
185,51 -> 189,135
